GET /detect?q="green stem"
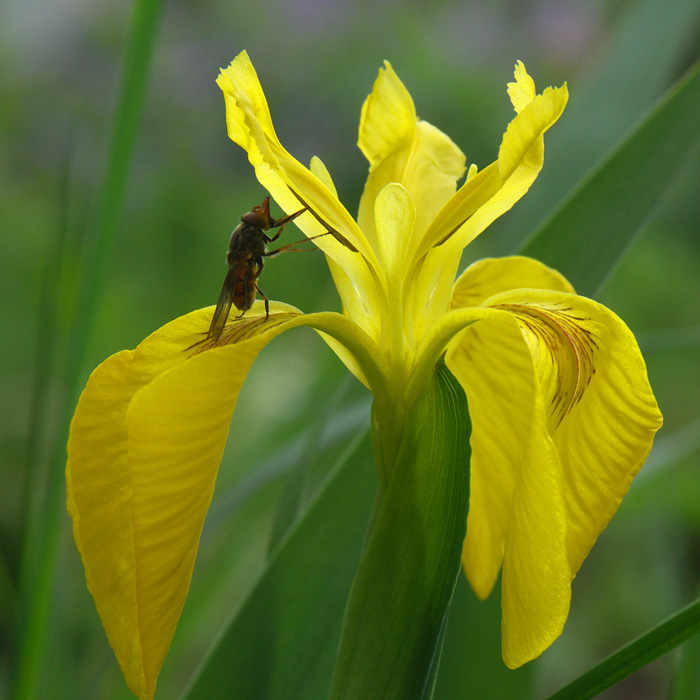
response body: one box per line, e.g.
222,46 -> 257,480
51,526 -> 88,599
328,361 -> 471,699
406,308 -> 486,407
299,311 -> 402,488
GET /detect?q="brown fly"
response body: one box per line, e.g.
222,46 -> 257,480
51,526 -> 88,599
207,197 -> 327,341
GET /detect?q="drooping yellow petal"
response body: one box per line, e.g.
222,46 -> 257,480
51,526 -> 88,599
67,297 -> 389,698
537,294 -> 663,575
451,255 -> 575,308
447,257 -> 574,599
66,303 -> 304,700
448,314 -> 538,600
446,264 -> 661,667
357,61 -> 466,257
497,290 -> 661,665
447,308 -> 572,667
500,369 -> 571,667
216,52 -> 383,325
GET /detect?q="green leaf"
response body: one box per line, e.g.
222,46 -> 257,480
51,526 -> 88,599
519,57 -> 700,297
180,429 -> 377,700
433,578 -> 533,700
266,376 -> 364,554
545,597 -> 700,700
506,0 -> 700,246
328,362 -> 471,700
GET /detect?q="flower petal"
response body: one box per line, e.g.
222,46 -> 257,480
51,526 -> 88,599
357,61 -> 466,256
66,301 -> 386,699
217,53 -> 362,254
507,60 -> 536,113
375,183 -> 414,293
408,67 -> 567,336
451,255 -> 575,309
66,304 -> 303,699
372,183 -> 416,355
496,291 -> 663,575
418,64 -> 568,256
217,52 -> 383,324
446,256 -> 576,600
447,285 -> 661,667
358,61 -> 416,169
448,313 -> 541,601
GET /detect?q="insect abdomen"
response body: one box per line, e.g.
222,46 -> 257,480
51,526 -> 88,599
232,265 -> 259,312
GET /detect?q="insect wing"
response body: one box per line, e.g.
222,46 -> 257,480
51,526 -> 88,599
207,266 -> 239,341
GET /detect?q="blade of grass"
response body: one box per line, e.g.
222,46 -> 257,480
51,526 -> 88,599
12,1 -> 164,698
671,599 -> 700,700
519,57 -> 700,297
18,118 -> 77,630
545,597 -> 700,700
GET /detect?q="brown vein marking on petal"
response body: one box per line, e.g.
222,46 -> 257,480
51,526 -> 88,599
287,186 -> 359,252
186,311 -> 302,356
493,302 -> 598,431
433,213 -> 473,247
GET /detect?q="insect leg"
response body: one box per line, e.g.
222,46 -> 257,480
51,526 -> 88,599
267,207 -> 307,243
265,231 -> 333,257
254,283 -> 270,319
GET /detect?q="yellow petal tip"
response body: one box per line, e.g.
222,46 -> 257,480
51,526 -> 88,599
507,60 -> 537,113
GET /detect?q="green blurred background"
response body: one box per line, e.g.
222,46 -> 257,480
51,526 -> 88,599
2,0 -> 700,698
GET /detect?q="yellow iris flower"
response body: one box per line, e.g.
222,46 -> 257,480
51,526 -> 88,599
66,51 -> 662,700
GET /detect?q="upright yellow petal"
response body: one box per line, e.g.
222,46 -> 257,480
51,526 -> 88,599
66,304 -> 303,699
409,66 -> 567,332
358,61 -> 416,169
507,60 -> 536,113
418,64 -> 567,257
373,183 -> 416,357
217,52 -> 382,320
498,82 -> 568,183
357,61 -> 466,256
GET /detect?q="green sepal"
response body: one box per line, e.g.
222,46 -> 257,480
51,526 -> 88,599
328,361 -> 471,700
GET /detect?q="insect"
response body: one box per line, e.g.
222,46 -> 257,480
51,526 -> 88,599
207,196 -> 325,341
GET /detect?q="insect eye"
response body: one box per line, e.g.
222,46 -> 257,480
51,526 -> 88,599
241,211 -> 268,228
